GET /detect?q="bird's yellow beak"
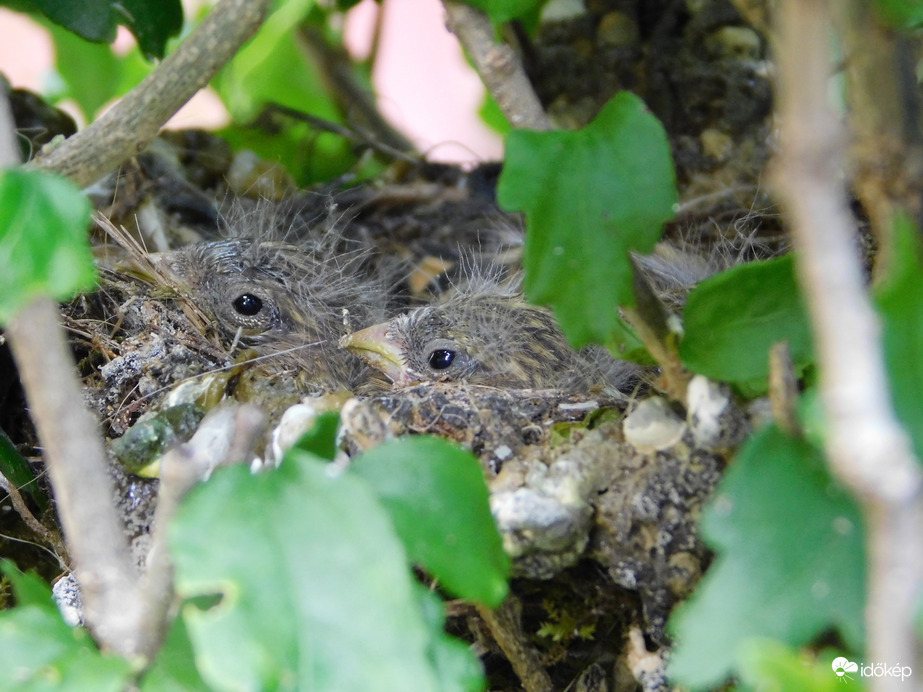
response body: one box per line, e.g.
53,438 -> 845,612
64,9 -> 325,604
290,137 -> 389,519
339,323 -> 410,385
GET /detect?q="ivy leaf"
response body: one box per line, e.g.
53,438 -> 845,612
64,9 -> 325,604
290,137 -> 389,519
737,640 -> 866,691
461,0 -> 545,24
668,425 -> 865,689
140,614 -> 210,691
0,169 -> 97,325
350,436 -> 510,607
415,584 -> 486,692
876,213 -> 923,463
873,0 -> 923,28
0,562 -> 133,691
680,255 -> 814,391
4,0 -> 183,59
0,429 -> 48,511
214,1 -> 371,183
291,411 -> 340,461
45,21 -> 126,120
170,451 -> 457,692
498,92 -> 677,348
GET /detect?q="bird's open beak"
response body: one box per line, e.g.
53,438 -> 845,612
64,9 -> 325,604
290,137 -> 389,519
339,323 -> 411,385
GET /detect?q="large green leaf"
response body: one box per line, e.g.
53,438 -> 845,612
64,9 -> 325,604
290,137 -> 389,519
680,254 -> 814,391
415,584 -> 486,692
213,1 -> 372,184
214,0 -> 322,122
461,0 -> 545,24
139,613 -> 210,692
4,0 -> 183,59
0,169 -> 96,325
498,92 -> 677,348
876,214 -> 923,464
45,22 -> 126,120
0,562 -> 133,691
170,450 -> 468,692
291,411 -> 340,461
349,436 -> 510,607
668,425 -> 865,690
737,640 -> 866,691
874,0 -> 923,28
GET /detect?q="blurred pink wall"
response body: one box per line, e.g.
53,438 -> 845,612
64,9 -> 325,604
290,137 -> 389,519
0,0 -> 502,163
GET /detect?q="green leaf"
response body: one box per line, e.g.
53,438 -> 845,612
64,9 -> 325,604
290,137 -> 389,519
876,213 -> 923,463
0,169 -> 97,325
214,0 -> 321,122
478,91 -> 510,136
737,640 -> 866,692
349,436 -> 510,607
680,255 -> 814,391
2,560 -> 55,608
415,585 -> 486,692
170,451 -> 453,692
140,613 -> 210,692
0,563 -> 133,691
7,0 -> 183,59
873,0 -> 923,28
0,429 -> 48,510
45,22 -> 126,120
213,2 -> 372,184
291,411 -> 339,461
668,425 -> 865,690
461,0 -> 545,24
498,92 -> 677,348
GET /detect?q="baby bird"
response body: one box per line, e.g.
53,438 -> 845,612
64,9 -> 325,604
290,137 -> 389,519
158,235 -> 389,392
340,289 -> 641,394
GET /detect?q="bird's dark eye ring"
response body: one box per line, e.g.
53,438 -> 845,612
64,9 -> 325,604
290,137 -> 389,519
232,293 -> 264,316
428,348 -> 455,370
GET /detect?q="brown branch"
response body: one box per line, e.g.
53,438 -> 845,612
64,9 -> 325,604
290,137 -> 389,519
5,297 -> 144,655
0,81 -> 18,166
831,0 -> 923,281
0,472 -> 67,565
29,0 -> 273,188
476,597 -> 553,692
442,2 -> 552,131
135,405 -> 265,661
771,0 -> 923,684
1,0 -> 274,659
768,341 -> 800,437
297,24 -> 416,156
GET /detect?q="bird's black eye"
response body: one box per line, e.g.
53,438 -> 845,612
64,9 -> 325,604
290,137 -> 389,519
233,293 -> 263,316
428,348 -> 455,370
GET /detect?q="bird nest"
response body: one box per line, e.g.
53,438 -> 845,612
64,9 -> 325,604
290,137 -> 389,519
0,124 -> 775,689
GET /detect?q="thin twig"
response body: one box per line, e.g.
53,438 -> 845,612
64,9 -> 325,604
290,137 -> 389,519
442,1 -> 552,131
135,404 -> 265,661
0,472 -> 67,563
771,0 -> 923,685
0,82 -> 18,166
29,0 -> 273,188
297,23 -> 416,155
768,341 -> 800,436
476,597 -> 553,692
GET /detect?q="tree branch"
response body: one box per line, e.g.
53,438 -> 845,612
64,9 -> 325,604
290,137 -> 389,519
136,404 -> 265,661
771,0 -> 923,683
2,0 -> 273,658
5,297 -> 144,655
29,0 -> 273,188
442,2 -> 552,131
476,597 -> 553,692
